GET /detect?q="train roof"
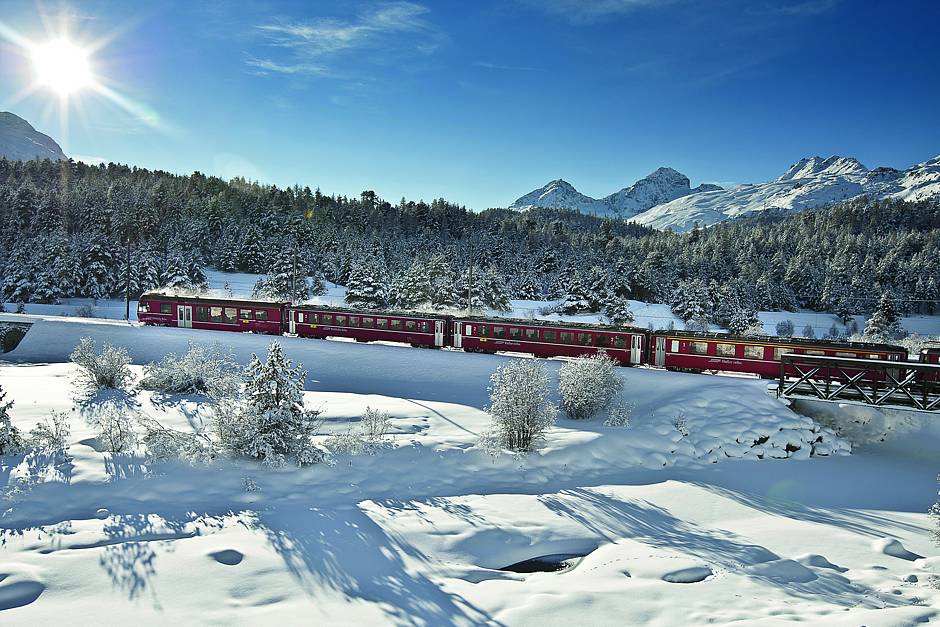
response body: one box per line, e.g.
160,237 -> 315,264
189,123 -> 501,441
140,291 -> 289,308
291,302 -> 449,320
653,328 -> 907,352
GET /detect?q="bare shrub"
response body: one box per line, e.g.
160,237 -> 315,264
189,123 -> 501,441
139,342 -> 240,399
70,337 -> 133,391
28,411 -> 71,453
326,406 -> 391,456
481,359 -> 557,453
559,353 -> 623,420
87,402 -> 138,453
139,416 -> 213,464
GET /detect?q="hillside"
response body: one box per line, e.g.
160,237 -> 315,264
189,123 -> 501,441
0,112 -> 66,162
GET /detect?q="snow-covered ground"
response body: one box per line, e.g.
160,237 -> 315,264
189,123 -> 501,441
5,269 -> 940,341
1,318 -> 939,624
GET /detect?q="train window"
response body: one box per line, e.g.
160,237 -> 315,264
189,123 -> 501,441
195,306 -> 209,322
335,315 -> 347,326
743,345 -> 764,359
543,330 -> 556,342
349,316 -> 359,327
361,317 -> 374,328
240,309 -> 252,320
577,333 -> 592,346
138,302 -> 149,313
296,312 -> 304,323
868,354 -> 880,360
376,318 -> 388,330
224,308 -> 237,324
689,341 -> 709,355
418,321 -> 429,333
478,325 -> 489,337
256,310 -> 269,321
390,319 -> 403,330
670,340 -> 679,352
509,327 -> 521,339
836,352 -> 855,358
525,329 -> 538,340
614,336 -> 627,349
595,335 -> 609,347
465,324 -> 472,335
405,320 -> 416,331
322,314 -> 334,325
774,347 -> 791,361
160,302 -> 173,314
805,349 -> 825,356
210,306 -> 224,323
493,326 -> 506,338
716,343 -> 736,357
560,331 -> 574,344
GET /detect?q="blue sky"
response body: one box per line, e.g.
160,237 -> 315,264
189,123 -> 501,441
1,0 -> 939,209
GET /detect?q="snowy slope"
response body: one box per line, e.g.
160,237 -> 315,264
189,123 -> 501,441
632,154 -> 940,232
0,112 -> 66,161
0,321 -> 938,624
510,168 -> 723,218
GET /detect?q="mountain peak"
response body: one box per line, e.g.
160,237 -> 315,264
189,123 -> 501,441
778,155 -> 868,181
0,111 -> 67,162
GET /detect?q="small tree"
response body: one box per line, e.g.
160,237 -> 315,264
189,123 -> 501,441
70,337 -> 133,390
603,294 -> 635,326
215,342 -> 322,467
0,383 -> 24,455
775,319 -> 795,337
483,360 -> 557,452
864,292 -> 906,342
559,353 -> 623,420
802,324 -> 816,339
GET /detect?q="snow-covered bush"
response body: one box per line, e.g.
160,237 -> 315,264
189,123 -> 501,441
214,342 -> 323,467
0,383 -> 24,455
87,403 -> 138,453
28,411 -> 70,453
326,406 -> 391,456
802,324 -> 815,339
70,337 -> 133,390
559,353 -> 623,420
604,399 -> 634,428
482,359 -> 557,452
139,342 -> 240,399
775,320 -> 795,337
140,417 -> 213,464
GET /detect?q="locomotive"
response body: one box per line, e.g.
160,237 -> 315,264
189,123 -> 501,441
137,291 -> 916,377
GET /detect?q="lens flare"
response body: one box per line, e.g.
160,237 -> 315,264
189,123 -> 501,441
31,38 -> 94,95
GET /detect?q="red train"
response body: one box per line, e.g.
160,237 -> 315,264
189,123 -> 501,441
137,291 -> 915,376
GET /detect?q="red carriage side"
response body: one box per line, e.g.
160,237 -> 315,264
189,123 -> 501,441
286,305 -> 448,348
137,292 -> 286,335
452,316 -> 646,365
648,330 -> 907,379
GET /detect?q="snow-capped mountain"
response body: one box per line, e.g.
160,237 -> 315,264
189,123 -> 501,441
0,111 -> 66,161
510,167 -> 723,218
630,154 -> 940,232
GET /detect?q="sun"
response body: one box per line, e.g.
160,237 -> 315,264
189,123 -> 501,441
31,38 -> 95,95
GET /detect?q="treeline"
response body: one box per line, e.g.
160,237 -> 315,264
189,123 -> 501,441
1,158 -> 938,328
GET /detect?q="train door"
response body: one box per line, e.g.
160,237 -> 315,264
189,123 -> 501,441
176,304 -> 192,328
452,321 -> 463,348
289,310 -> 297,334
654,336 -> 666,367
435,320 -> 445,347
631,334 -> 642,365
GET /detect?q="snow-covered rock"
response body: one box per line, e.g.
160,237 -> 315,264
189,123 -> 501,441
0,112 -> 66,162
510,167 -> 723,218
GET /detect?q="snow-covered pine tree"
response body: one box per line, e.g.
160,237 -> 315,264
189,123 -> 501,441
427,254 -> 459,310
481,267 -> 512,312
603,293 -> 635,326
79,234 -> 116,300
0,383 -> 23,455
455,265 -> 486,312
483,359 -> 557,452
802,324 -> 816,339
559,269 -> 594,314
216,342 -> 322,467
585,265 -> 611,312
345,259 -> 389,309
393,260 -> 432,310
238,225 -> 266,273
775,319 -> 795,337
162,249 -> 196,290
513,269 -> 543,300
864,292 -> 906,342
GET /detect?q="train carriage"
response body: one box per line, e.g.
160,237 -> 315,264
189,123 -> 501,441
649,330 -> 906,379
286,305 -> 448,348
138,292 -> 286,335
453,316 -> 647,365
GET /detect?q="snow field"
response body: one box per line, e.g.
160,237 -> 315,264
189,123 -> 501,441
0,316 -> 937,624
